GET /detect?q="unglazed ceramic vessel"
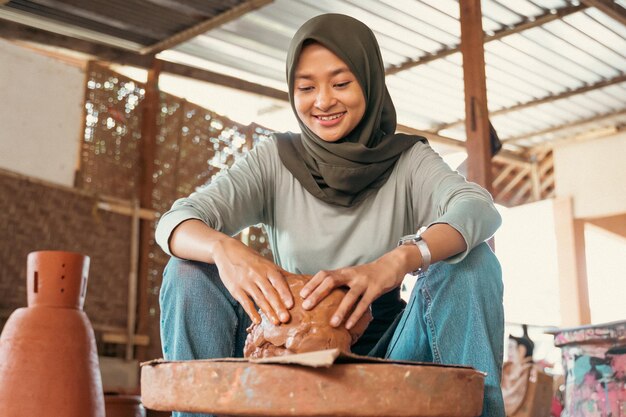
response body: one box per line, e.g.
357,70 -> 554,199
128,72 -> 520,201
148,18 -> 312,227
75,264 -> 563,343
0,251 -> 105,416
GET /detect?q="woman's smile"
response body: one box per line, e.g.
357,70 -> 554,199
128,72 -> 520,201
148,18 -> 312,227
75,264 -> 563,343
314,111 -> 346,126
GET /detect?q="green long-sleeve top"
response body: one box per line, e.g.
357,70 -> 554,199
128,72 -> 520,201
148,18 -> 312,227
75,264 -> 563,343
155,136 -> 501,274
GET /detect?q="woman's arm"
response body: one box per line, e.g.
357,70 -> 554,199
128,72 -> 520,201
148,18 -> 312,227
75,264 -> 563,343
168,219 -> 293,326
299,223 -> 466,330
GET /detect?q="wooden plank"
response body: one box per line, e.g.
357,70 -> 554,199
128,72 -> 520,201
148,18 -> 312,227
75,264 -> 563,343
493,164 -> 516,188
436,73 -> 626,132
581,0 -> 626,26
553,197 -> 591,326
140,0 -> 273,54
459,0 -> 492,191
102,332 -> 150,346
503,109 -> 626,144
126,199 -> 141,360
396,124 -> 529,168
530,159 -> 542,201
497,166 -> 530,197
135,58 -> 161,361
159,60 -> 288,102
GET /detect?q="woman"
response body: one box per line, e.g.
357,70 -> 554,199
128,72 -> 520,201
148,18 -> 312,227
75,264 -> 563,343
157,13 -> 504,417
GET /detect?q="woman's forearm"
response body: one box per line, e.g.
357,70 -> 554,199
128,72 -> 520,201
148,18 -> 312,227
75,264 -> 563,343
380,223 -> 467,278
168,219 -> 235,263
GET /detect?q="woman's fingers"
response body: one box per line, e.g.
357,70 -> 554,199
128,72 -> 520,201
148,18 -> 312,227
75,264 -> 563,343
299,270 -> 327,299
235,292 -> 261,324
302,273 -> 340,310
329,287 -> 362,327
246,284 -> 280,325
267,270 -> 294,310
257,276 -> 291,323
345,293 -> 374,330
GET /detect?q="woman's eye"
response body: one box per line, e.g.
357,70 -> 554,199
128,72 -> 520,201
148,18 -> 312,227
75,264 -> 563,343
335,81 -> 351,88
297,86 -> 314,92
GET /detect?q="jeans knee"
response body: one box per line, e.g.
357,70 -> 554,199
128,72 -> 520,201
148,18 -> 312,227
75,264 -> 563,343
160,258 -> 222,307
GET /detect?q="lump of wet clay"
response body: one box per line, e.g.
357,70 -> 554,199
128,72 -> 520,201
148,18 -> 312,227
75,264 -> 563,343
244,274 -> 372,358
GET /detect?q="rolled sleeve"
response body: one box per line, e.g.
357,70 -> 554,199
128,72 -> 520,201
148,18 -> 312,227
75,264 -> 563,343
410,143 -> 502,263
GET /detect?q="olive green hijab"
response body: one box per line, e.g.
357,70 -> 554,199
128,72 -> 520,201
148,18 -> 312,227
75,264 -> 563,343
275,13 -> 426,207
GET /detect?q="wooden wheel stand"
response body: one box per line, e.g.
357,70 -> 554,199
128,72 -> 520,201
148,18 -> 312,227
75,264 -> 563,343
141,349 -> 485,417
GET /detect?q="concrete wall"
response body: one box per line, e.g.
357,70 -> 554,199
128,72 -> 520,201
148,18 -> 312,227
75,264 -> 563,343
554,132 -> 626,219
0,40 -> 85,186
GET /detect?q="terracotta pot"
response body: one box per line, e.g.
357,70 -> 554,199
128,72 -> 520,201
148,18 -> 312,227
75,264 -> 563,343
105,394 -> 146,417
0,251 -> 105,417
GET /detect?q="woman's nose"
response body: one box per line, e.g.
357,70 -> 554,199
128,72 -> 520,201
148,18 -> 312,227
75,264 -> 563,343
314,87 -> 336,111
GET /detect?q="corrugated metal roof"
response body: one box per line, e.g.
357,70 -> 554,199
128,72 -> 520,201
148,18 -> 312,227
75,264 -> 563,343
1,0 -> 624,152
161,0 -> 626,152
0,0 -> 270,52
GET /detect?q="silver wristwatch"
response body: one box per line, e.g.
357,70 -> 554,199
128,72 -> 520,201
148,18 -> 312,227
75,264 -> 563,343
397,226 -> 431,277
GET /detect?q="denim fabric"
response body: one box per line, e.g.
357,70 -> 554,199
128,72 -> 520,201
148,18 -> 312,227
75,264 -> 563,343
159,242 -> 504,417
385,242 -> 505,417
159,260 -> 251,417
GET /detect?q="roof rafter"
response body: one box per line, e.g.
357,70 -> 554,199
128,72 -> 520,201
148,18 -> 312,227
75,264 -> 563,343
503,108 -> 626,144
139,0 -> 272,54
384,3 -> 587,76
581,0 -> 626,26
435,73 -> 626,132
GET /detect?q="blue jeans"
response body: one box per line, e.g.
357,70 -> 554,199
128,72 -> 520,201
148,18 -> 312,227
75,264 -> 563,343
159,242 -> 504,417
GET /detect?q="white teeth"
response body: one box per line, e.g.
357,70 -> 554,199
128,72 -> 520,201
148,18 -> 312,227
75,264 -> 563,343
318,113 -> 343,121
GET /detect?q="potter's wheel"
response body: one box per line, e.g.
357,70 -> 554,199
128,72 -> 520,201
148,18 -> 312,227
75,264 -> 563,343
141,353 -> 485,417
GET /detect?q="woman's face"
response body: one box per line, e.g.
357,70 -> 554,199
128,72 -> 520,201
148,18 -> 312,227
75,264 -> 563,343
293,43 -> 366,142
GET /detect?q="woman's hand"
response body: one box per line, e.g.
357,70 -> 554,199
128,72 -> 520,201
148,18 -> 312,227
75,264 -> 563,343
212,237 -> 293,326
299,249 -> 410,330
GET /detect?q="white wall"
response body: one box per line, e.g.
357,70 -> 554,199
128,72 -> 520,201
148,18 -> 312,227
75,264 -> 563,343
0,40 -> 85,186
496,200 -> 561,326
554,132 -> 626,219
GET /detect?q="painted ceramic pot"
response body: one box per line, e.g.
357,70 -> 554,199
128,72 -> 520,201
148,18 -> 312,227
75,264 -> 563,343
0,251 -> 105,416
552,321 -> 626,417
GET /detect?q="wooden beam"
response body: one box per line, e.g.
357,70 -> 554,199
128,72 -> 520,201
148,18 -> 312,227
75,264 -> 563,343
530,158 -> 542,201
436,73 -> 626,132
0,9 -> 143,51
503,108 -> 626,144
136,58 -> 161,361
581,0 -> 626,26
493,164 -> 516,188
553,197 -> 591,326
496,166 -> 530,197
139,0 -> 273,54
396,124 -> 529,167
0,20 -> 153,65
459,0 -> 492,191
385,3 -> 586,76
159,60 -> 289,101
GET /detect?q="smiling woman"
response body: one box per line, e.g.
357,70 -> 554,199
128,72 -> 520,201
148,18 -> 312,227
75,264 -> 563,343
156,13 -> 505,417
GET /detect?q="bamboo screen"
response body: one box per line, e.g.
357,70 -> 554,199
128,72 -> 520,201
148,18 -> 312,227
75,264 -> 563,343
75,62 -> 275,359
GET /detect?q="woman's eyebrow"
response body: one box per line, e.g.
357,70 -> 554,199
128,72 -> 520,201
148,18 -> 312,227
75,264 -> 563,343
295,67 -> 351,80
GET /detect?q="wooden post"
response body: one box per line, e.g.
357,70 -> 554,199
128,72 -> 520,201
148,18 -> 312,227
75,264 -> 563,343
136,58 -> 161,360
459,0 -> 492,192
553,197 -> 591,326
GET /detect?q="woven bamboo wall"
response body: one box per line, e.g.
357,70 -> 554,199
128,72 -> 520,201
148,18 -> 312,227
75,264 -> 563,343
74,63 -> 275,360
0,170 -> 131,333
